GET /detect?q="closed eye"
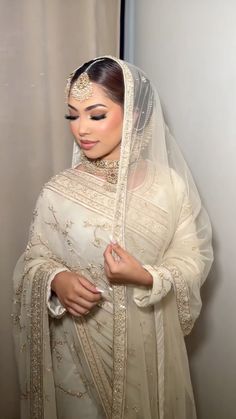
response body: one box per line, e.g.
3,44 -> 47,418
90,114 -> 107,121
65,114 -> 106,121
64,114 -> 78,121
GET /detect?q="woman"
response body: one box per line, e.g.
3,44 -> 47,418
13,56 -> 213,419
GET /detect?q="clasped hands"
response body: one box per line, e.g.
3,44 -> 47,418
51,243 -> 152,317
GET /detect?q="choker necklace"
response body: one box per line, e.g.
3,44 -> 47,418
80,154 -> 119,184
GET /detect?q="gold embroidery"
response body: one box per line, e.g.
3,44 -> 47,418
162,264 -> 193,335
83,220 -> 112,248
46,170 -> 116,218
46,167 -> 169,258
20,390 -> 30,400
25,232 -> 73,272
30,261 -> 65,418
74,317 -> 112,417
109,58 -> 135,419
12,281 -> 25,329
46,205 -> 74,237
56,384 -> 87,399
51,339 -> 64,363
30,267 -> 46,418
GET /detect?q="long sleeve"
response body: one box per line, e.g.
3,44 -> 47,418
19,188 -> 71,318
46,271 -> 67,317
133,172 -> 213,335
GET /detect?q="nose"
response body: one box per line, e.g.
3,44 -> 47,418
78,115 -> 90,137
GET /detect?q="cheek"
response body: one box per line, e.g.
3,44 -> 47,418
101,113 -> 123,136
70,123 -> 78,137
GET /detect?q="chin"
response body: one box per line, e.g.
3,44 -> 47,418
80,144 -> 120,161
81,149 -> 103,160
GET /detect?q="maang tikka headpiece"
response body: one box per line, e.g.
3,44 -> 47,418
65,58 -> 105,102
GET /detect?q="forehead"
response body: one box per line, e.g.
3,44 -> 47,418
68,82 -> 113,110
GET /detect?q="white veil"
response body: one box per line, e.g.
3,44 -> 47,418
69,56 -> 213,419
71,56 -> 212,282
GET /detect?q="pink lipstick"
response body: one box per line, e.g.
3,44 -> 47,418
80,140 -> 99,150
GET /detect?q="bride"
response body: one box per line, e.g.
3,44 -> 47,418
13,56 -> 213,419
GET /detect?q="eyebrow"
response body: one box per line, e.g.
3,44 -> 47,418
68,103 -> 107,112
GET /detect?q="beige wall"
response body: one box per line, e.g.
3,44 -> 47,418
125,1 -> 236,419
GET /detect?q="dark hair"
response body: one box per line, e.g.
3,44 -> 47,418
69,58 -> 124,106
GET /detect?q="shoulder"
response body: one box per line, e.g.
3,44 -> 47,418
147,161 -> 186,198
35,168 -> 75,204
45,168 -> 74,189
42,168 -> 80,196
169,168 -> 186,197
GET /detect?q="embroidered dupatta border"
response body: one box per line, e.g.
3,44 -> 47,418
108,57 -> 134,419
30,268 -> 47,419
30,262 -> 59,419
74,318 -> 112,417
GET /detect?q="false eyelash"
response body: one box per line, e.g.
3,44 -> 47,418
64,114 -> 78,120
90,114 -> 106,121
64,114 -> 107,121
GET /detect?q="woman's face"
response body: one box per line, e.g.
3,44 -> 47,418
67,83 -> 123,160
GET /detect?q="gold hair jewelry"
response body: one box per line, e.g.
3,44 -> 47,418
70,72 -> 93,101
80,153 -> 119,184
65,70 -> 93,102
65,58 -> 105,102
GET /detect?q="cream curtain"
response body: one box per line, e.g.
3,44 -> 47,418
0,1 -> 120,417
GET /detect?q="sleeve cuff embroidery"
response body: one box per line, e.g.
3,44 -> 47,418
133,264 -> 193,335
161,264 -> 193,335
133,265 -> 172,308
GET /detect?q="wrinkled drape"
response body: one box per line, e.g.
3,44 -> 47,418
0,1 -> 120,417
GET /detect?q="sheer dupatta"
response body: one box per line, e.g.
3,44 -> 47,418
72,57 -> 213,418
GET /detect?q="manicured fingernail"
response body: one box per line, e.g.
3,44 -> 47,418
95,287 -> 105,293
109,234 -> 117,245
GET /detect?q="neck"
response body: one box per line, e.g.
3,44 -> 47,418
80,153 -> 119,184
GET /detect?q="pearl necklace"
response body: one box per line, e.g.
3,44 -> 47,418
80,154 -> 119,184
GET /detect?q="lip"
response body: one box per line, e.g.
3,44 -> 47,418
80,140 -> 99,150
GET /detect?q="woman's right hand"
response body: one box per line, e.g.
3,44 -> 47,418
51,271 -> 102,316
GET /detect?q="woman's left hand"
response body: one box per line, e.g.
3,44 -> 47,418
103,243 -> 153,287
